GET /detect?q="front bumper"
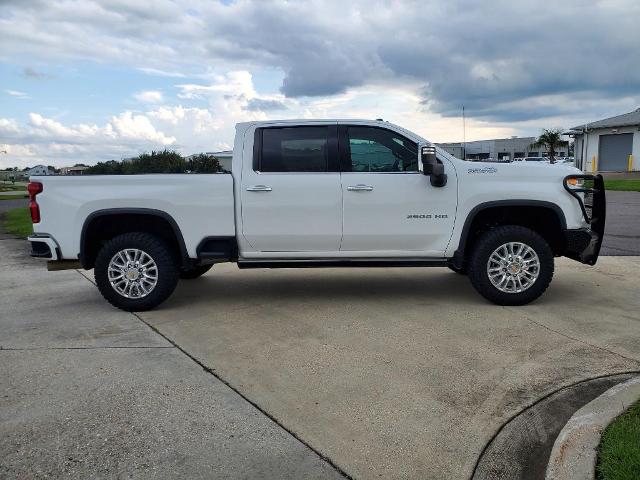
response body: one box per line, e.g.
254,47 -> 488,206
27,234 -> 61,261
563,174 -> 606,265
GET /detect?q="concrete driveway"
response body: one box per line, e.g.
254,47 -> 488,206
2,192 -> 639,478
0,239 -> 344,479
138,258 -> 640,479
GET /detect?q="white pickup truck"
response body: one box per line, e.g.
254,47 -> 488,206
27,119 -> 606,311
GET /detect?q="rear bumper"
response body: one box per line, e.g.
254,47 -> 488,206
563,174 -> 606,265
27,234 -> 60,261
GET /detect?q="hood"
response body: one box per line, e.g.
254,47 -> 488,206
459,160 -> 582,181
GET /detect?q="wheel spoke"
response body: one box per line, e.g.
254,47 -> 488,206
108,248 -> 158,299
486,241 -> 540,294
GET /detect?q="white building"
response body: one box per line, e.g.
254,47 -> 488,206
437,137 -> 567,161
26,165 -> 53,176
567,108 -> 640,172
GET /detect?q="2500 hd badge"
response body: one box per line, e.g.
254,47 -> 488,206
407,214 -> 449,219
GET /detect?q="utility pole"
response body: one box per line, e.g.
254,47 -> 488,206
462,106 -> 466,160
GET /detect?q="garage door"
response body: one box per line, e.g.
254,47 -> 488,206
598,133 -> 633,171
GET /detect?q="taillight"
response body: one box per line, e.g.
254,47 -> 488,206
28,181 -> 43,224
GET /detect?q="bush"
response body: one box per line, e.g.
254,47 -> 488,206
85,150 -> 222,175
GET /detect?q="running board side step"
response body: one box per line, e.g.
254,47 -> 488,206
237,259 -> 448,269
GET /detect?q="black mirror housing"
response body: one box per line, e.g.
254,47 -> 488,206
420,144 -> 447,187
421,145 -> 436,175
430,163 -> 447,187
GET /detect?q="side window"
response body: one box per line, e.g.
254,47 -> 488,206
347,127 -> 418,172
260,127 -> 329,172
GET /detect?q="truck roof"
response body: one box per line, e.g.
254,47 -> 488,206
236,119 -> 386,128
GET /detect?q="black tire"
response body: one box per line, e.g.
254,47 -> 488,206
179,264 -> 213,279
468,225 -> 554,306
448,264 -> 467,275
94,232 -> 179,312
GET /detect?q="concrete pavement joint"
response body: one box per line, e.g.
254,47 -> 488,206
75,270 -> 353,480
507,307 -> 640,364
0,346 -> 174,351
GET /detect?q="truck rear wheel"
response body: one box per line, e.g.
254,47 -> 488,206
179,264 -> 213,279
468,225 -> 554,306
94,232 -> 179,312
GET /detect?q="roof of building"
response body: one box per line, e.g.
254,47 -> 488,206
571,107 -> 640,131
186,151 -> 233,159
436,136 -> 536,146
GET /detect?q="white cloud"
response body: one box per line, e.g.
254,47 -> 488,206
133,90 -> 164,103
0,111 -> 176,168
108,111 -> 174,144
0,68 -> 520,169
5,89 -> 30,99
1,0 -> 638,138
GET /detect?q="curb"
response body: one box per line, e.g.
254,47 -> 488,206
545,375 -> 640,480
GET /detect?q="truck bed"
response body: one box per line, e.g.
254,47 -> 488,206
31,174 -> 235,260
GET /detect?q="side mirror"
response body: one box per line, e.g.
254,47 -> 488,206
420,145 -> 447,187
421,145 -> 437,175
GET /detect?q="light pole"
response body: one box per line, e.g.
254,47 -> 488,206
0,150 -> 9,183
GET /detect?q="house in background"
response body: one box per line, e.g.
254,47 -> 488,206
60,165 -> 88,175
26,165 -> 53,176
567,108 -> 640,172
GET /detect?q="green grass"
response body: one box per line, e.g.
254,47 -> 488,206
597,400 -> 640,480
604,179 -> 640,192
3,207 -> 32,238
0,184 -> 27,192
0,194 -> 28,200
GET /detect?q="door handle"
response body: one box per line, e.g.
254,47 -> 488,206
246,185 -> 272,192
347,184 -> 374,191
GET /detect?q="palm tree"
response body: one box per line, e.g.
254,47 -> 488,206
530,129 -> 568,164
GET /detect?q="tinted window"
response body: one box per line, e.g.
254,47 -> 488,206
260,127 -> 329,172
347,127 -> 418,172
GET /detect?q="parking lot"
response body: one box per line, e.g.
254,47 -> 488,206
1,191 -> 640,479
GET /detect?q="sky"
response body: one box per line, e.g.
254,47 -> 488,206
1,0 -> 639,168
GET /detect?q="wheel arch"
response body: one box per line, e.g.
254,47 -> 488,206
80,208 -> 189,269
453,200 -> 567,269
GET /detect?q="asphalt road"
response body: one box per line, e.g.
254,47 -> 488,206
600,191 -> 640,255
0,198 -> 27,214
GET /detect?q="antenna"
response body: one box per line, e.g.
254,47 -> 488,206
462,106 -> 466,160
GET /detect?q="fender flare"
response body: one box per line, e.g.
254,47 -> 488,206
79,208 -> 189,269
452,200 -> 567,268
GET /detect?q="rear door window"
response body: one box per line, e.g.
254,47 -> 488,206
259,127 -> 330,172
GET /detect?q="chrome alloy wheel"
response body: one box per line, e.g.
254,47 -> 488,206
487,242 -> 540,293
108,248 -> 158,299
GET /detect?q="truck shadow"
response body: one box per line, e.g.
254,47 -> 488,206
164,266 -> 586,311
167,267 -> 489,309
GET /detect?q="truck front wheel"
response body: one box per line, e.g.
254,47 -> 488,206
94,232 -> 179,312
468,226 -> 554,306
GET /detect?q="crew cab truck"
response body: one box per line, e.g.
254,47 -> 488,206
27,119 -> 606,311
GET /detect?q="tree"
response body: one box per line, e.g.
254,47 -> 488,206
84,150 -> 223,175
530,129 -> 568,164
186,153 -> 222,173
85,160 -> 124,175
